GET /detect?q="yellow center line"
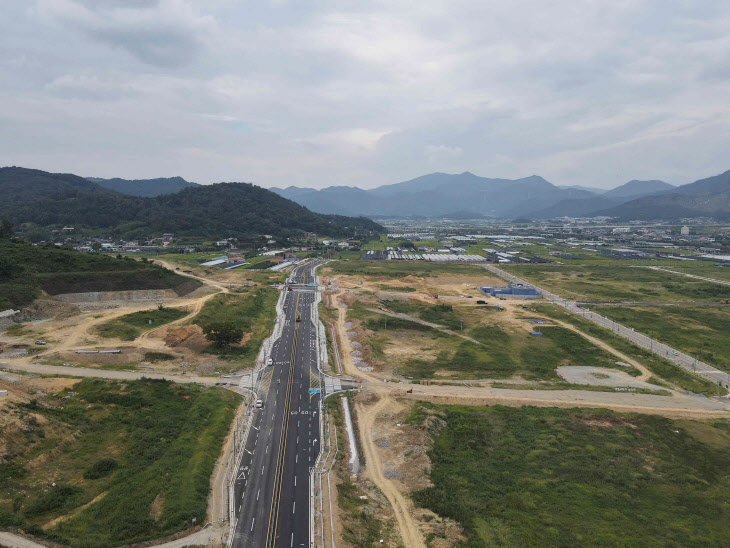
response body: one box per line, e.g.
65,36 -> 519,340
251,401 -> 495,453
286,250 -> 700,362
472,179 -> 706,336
265,291 -> 300,546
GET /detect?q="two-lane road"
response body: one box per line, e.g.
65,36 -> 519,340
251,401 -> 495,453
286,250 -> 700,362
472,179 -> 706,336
231,261 -> 323,548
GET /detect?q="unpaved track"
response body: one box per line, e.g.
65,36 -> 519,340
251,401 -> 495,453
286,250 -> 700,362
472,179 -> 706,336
136,287 -> 225,346
1,360 -> 216,384
644,265 -> 730,287
356,395 -> 426,548
511,308 -> 654,382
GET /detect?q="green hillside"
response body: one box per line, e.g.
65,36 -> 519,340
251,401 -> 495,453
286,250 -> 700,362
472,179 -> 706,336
0,239 -> 200,309
0,167 -> 384,239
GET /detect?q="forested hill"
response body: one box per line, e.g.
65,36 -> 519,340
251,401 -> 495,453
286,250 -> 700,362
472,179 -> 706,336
0,167 -> 383,239
87,176 -> 199,197
0,238 -> 200,309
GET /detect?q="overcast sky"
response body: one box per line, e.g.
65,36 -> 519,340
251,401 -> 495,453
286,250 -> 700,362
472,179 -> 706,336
1,1 -> 729,190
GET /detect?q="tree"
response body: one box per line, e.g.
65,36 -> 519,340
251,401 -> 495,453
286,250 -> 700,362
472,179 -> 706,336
202,321 -> 244,348
0,219 -> 13,239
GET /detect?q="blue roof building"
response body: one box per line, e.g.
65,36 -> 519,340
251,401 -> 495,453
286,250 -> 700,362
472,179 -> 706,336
479,283 -> 541,299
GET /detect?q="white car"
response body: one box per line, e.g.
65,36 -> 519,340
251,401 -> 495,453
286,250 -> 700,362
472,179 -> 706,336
255,399 -> 264,408
266,358 -> 273,366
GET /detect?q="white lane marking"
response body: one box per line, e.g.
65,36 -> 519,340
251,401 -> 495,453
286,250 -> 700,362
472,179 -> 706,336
257,489 -> 260,501
294,476 -> 297,487
251,517 -> 255,531
262,466 -> 265,476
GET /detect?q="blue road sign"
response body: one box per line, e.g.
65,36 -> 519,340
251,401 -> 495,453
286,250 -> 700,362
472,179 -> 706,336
308,388 -> 321,394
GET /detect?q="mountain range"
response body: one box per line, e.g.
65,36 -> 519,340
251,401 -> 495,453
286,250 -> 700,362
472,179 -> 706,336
0,167 -> 383,239
5,165 -> 730,224
87,176 -> 198,197
597,170 -> 730,220
271,172 -> 677,219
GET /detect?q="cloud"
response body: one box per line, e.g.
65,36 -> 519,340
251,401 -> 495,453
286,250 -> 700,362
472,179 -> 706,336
0,1 -> 729,188
37,0 -> 217,67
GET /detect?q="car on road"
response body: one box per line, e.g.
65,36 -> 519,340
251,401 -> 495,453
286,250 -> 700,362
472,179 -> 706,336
35,340 -> 47,345
255,399 -> 264,408
267,357 -> 273,366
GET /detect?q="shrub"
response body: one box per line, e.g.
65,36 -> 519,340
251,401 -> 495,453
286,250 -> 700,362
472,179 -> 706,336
83,458 -> 119,480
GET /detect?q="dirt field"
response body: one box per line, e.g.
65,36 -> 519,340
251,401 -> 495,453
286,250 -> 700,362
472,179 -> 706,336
356,393 -> 465,548
323,265 -> 503,298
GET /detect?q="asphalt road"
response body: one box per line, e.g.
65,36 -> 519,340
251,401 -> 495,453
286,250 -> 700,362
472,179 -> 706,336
231,261 -> 323,548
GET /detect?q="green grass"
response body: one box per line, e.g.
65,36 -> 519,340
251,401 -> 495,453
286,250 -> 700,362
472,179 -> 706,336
4,323 -> 33,336
0,378 -> 238,547
0,239 -> 201,309
96,307 -> 187,341
500,264 -> 730,302
532,304 -> 727,396
592,305 -> 730,374
377,284 -> 417,292
361,299 -> 639,381
377,299 -> 462,330
144,352 -> 176,362
395,324 -> 638,380
668,264 -> 730,282
192,287 -> 278,364
412,404 -> 730,548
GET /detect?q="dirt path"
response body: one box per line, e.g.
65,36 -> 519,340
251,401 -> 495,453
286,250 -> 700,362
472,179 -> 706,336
644,266 -> 730,287
539,316 -> 652,381
400,385 -> 730,418
365,307 -> 485,345
1,360 -> 216,384
136,288 -> 225,346
355,395 -> 426,548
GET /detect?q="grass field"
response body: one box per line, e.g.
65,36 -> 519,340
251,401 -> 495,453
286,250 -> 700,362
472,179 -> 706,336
411,404 -> 730,548
0,378 -> 238,548
499,264 -> 730,302
592,305 -> 730,374
96,307 -> 188,341
192,287 -> 278,364
352,299 -> 640,381
668,264 -> 730,282
531,304 -> 726,396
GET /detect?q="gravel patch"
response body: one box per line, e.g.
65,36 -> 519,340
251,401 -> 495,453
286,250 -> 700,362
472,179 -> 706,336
351,350 -> 363,356
1,350 -> 28,359
557,366 -> 661,390
347,331 -> 358,338
344,322 -> 354,329
349,341 -> 361,348
375,438 -> 390,448
383,468 -> 401,480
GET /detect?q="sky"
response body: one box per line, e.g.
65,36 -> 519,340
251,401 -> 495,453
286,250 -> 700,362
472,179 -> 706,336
1,1 -> 730,190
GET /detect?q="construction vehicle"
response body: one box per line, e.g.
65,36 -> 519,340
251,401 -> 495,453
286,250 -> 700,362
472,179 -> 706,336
405,388 -> 413,394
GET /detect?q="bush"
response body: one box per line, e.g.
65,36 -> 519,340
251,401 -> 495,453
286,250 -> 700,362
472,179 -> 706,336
26,485 -> 83,516
83,458 -> 119,480
144,352 -> 176,362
